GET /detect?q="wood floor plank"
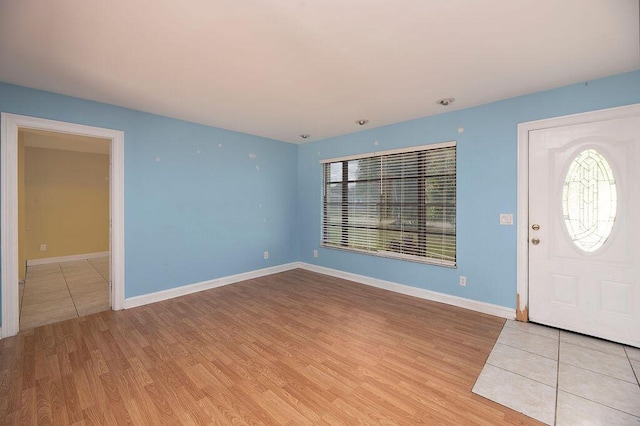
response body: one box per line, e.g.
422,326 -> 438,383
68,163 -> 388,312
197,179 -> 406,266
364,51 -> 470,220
1,269 -> 544,425
19,386 -> 37,425
35,378 -> 54,425
202,384 -> 263,425
61,371 -> 84,424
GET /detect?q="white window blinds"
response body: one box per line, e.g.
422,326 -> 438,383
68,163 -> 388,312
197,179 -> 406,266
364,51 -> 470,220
321,142 -> 456,266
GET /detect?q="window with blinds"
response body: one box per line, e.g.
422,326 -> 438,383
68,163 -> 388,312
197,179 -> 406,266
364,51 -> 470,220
321,142 -> 456,266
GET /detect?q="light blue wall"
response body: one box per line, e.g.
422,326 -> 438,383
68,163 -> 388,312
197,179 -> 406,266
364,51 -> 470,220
1,70 -> 639,327
0,83 -> 299,310
298,70 -> 640,309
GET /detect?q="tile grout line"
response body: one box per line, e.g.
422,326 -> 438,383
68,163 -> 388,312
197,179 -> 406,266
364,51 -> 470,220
560,339 -> 629,358
503,328 -> 635,377
553,331 -> 560,426
88,255 -> 112,310
558,339 -> 639,384
88,256 -> 110,286
60,261 -> 81,318
494,340 -> 559,362
19,277 -> 25,321
491,338 -> 560,376
19,271 -> 27,320
559,337 -> 631,358
510,322 -> 634,360
64,257 -> 111,315
557,340 -> 640,420
624,347 -> 640,387
87,255 -> 109,281
503,324 -> 560,340
556,359 -> 638,385
486,327 -> 558,389
556,386 -> 640,420
484,362 -> 557,390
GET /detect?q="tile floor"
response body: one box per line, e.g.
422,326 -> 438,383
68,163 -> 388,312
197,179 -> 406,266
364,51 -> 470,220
19,256 -> 110,330
473,320 -> 640,425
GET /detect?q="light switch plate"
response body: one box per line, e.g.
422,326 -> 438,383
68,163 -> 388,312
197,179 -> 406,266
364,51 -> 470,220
499,213 -> 513,225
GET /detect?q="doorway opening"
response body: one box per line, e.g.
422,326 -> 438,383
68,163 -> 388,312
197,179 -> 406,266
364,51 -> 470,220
1,114 -> 124,338
19,129 -> 111,330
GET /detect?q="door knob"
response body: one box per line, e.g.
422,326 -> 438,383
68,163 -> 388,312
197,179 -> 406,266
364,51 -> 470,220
532,224 -> 540,231
531,238 -> 540,245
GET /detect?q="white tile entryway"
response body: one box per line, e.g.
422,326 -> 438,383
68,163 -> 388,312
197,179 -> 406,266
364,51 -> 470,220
19,256 -> 110,330
473,320 -> 640,425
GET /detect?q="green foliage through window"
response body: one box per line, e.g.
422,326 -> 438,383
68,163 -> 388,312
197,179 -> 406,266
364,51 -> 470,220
322,143 -> 456,266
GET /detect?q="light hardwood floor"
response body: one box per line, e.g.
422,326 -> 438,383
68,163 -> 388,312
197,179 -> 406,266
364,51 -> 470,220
0,269 -> 543,425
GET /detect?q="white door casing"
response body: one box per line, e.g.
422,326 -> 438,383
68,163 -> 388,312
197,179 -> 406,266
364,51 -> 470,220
517,104 -> 640,347
1,114 -> 125,338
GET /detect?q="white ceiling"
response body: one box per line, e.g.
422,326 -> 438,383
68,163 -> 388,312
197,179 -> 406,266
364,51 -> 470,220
0,1 -> 638,144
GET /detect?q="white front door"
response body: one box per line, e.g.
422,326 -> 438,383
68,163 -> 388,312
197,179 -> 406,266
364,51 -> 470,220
528,115 -> 640,347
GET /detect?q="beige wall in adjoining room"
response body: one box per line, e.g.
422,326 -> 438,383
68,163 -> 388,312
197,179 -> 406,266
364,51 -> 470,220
24,145 -> 110,260
18,134 -> 27,280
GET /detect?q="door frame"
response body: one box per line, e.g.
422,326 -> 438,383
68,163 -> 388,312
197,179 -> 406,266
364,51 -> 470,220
1,113 -> 125,338
516,103 -> 640,322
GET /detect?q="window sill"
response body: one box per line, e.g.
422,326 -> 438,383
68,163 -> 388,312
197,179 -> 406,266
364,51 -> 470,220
320,243 -> 456,268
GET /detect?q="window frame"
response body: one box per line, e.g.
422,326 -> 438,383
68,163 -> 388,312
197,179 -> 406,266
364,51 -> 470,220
320,141 -> 457,267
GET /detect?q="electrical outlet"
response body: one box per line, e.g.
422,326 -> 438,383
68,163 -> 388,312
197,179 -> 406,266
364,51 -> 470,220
313,249 -> 318,258
459,276 -> 467,286
263,251 -> 269,259
40,244 -> 47,251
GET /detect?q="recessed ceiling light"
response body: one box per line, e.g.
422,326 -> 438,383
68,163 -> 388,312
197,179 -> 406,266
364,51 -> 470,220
437,98 -> 455,106
299,134 -> 310,139
355,119 -> 369,126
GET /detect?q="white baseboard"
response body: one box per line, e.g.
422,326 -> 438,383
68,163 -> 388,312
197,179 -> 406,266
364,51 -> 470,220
298,262 -> 516,320
124,262 -> 299,309
27,251 -> 109,266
